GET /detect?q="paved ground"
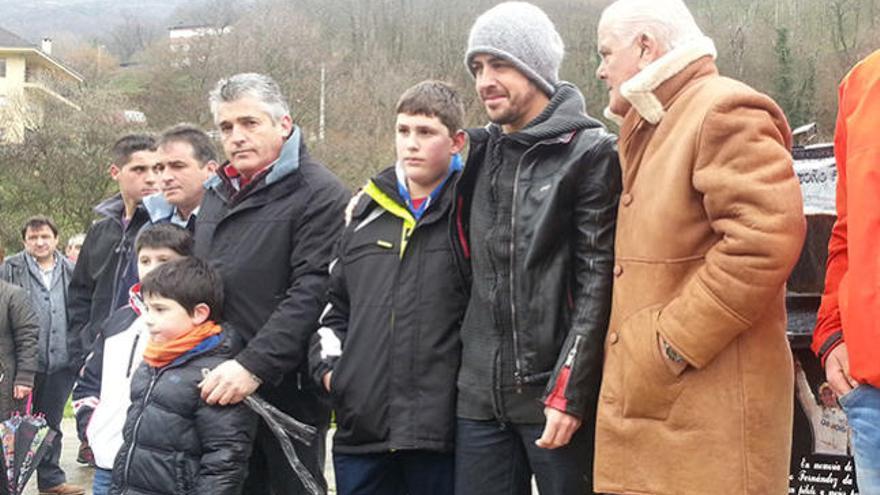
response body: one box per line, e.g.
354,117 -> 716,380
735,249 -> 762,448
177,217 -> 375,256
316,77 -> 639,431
24,418 -> 338,494
25,419 -> 538,494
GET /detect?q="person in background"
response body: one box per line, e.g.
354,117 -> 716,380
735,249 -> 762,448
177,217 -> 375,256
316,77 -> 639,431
0,279 -> 39,418
142,124 -> 219,232
1,216 -> 83,495
65,234 -> 85,264
67,134 -> 160,364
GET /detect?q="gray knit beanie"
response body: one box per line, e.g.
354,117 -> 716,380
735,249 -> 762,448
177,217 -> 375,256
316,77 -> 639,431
465,2 -> 564,96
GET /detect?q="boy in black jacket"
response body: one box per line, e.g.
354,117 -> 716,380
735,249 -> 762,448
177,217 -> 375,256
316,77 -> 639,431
72,224 -> 193,495
310,81 -> 469,495
110,257 -> 256,495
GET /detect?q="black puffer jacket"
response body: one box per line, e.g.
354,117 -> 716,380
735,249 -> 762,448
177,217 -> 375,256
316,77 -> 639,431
453,83 -> 621,421
194,127 -> 349,427
109,331 -> 257,495
310,165 -> 467,454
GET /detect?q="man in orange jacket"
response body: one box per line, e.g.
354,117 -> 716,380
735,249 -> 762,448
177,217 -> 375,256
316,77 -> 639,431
813,48 -> 880,492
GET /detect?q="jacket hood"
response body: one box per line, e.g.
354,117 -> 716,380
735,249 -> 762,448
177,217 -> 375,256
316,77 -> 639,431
93,193 -> 126,220
207,126 -> 303,192
609,35 -> 717,125
501,82 -> 603,146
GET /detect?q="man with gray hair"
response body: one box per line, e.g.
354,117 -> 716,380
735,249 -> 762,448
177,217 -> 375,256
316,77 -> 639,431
196,72 -> 349,494
593,0 -> 805,493
453,3 -> 620,494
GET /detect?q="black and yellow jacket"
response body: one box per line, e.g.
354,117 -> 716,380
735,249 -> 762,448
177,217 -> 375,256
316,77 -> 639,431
310,165 -> 468,454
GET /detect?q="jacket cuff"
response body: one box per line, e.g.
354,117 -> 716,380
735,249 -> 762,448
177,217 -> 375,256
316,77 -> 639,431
14,370 -> 35,388
234,350 -> 277,387
544,366 -> 572,413
816,330 -> 844,367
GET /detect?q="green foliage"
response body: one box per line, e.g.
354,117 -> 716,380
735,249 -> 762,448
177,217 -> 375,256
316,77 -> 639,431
0,83 -> 138,250
774,27 -> 818,128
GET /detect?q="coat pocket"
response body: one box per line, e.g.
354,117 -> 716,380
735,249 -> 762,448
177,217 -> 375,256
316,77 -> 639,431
619,305 -> 684,420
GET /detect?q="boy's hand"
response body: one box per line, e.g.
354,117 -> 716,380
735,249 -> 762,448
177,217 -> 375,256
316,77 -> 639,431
535,407 -> 581,449
322,371 -> 332,392
13,385 -> 32,400
200,360 -> 261,405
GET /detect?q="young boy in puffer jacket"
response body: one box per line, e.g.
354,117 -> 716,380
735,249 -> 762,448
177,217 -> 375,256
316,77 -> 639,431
109,256 -> 256,495
72,224 -> 194,495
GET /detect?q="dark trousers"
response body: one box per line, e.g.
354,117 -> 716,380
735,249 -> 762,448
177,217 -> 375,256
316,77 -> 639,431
334,450 -> 454,495
455,418 -> 594,495
242,420 -> 328,494
34,368 -> 76,489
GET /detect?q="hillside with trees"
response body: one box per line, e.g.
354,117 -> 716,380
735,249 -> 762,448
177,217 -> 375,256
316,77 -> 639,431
1,0 -> 878,246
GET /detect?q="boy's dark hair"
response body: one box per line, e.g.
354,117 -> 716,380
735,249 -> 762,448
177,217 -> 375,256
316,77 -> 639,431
395,80 -> 465,136
112,134 -> 157,167
135,224 -> 194,257
141,257 -> 223,319
158,124 -> 218,166
21,215 -> 58,240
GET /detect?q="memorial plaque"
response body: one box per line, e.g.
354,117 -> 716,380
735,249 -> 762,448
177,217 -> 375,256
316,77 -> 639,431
788,145 -> 859,495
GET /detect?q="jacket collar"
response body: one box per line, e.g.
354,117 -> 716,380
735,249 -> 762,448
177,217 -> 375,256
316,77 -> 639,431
142,193 -> 175,222
499,82 -> 602,146
142,193 -> 198,226
364,165 -> 458,226
94,193 -> 149,226
94,193 -> 126,220
128,283 -> 146,316
611,36 -> 717,125
207,126 -> 303,192
163,332 -> 226,369
7,250 -> 69,274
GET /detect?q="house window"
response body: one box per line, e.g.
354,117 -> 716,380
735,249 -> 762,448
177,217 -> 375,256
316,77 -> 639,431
0,59 -> 6,78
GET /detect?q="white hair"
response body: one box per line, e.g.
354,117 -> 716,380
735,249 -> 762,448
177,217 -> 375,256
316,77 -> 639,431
209,73 -> 291,125
599,0 -> 704,52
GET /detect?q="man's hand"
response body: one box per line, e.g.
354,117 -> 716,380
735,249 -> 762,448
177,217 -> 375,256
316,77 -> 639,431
535,407 -> 581,449
200,359 -> 261,405
13,385 -> 32,400
322,371 -> 332,393
825,343 -> 858,398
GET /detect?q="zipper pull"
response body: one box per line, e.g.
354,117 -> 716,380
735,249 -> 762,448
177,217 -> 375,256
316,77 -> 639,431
564,335 -> 582,368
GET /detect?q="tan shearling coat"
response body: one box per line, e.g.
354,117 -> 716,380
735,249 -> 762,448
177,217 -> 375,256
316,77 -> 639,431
594,37 -> 806,495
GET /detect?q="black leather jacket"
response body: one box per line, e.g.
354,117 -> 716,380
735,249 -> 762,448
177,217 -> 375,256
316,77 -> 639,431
452,83 -> 621,419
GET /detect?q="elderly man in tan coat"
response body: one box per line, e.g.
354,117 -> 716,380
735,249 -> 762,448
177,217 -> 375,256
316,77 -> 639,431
592,0 -> 806,494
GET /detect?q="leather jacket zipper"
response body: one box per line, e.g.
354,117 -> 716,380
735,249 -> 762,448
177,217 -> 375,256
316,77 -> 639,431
510,150 -> 524,391
509,143 -> 544,390
565,335 -> 581,368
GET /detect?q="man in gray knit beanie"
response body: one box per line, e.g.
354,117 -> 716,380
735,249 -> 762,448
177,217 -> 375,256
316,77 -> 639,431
465,1 -> 564,96
453,2 -> 619,495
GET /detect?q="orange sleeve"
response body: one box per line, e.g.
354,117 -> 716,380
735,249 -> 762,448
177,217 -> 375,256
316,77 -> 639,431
811,78 -> 849,362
